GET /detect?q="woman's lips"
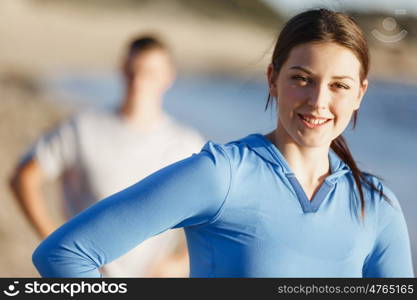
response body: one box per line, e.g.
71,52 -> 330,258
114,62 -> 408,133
297,113 -> 332,128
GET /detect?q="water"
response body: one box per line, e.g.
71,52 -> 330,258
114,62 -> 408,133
43,73 -> 277,142
44,72 -> 417,274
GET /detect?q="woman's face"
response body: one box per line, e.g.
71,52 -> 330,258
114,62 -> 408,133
268,42 -> 368,148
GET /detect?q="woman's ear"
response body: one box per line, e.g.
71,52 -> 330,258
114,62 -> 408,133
267,63 -> 278,98
354,78 -> 368,110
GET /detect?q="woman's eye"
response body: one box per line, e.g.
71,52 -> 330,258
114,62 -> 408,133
333,82 -> 350,90
291,75 -> 310,85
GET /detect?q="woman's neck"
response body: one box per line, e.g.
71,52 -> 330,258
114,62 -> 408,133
267,128 -> 331,187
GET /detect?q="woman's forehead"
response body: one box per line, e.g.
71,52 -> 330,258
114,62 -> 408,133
284,42 -> 361,78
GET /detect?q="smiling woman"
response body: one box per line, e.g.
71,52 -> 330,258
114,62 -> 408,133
32,8 -> 414,278
265,9 -> 378,217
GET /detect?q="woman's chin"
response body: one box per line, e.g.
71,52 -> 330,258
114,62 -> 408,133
294,135 -> 331,148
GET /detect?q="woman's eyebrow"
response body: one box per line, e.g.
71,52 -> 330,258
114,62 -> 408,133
289,65 -> 355,81
332,75 -> 355,82
289,65 -> 313,74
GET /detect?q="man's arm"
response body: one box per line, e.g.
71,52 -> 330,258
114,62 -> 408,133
9,157 -> 59,239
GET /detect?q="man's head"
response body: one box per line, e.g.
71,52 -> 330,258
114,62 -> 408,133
122,36 -> 175,96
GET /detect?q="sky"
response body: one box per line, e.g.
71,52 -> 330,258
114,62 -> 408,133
263,0 -> 417,16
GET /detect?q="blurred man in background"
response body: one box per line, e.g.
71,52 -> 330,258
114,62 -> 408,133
10,35 -> 205,277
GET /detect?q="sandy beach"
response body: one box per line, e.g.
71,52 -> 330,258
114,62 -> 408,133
1,0 -> 417,80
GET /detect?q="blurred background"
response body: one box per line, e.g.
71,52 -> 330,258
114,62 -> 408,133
1,0 -> 416,277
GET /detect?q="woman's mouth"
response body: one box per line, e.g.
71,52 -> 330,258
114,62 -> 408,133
297,114 -> 332,128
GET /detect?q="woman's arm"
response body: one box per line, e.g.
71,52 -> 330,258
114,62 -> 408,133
362,187 -> 414,278
32,142 -> 231,277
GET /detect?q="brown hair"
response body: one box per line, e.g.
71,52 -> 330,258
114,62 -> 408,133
122,35 -> 169,81
266,9 -> 392,221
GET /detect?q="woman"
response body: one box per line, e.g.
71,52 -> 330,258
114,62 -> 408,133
32,9 -> 414,278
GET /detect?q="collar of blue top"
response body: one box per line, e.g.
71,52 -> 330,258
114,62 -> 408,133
233,133 -> 351,181
229,133 -> 352,213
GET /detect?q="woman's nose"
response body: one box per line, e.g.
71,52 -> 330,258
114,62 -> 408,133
307,84 -> 331,110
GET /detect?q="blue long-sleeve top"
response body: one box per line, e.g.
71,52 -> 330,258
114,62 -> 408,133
32,133 -> 414,277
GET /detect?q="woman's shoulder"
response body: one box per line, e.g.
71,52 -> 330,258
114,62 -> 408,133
200,133 -> 264,164
362,173 -> 399,205
361,173 -> 405,225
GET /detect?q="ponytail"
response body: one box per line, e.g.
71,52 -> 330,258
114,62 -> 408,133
330,135 -> 392,222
